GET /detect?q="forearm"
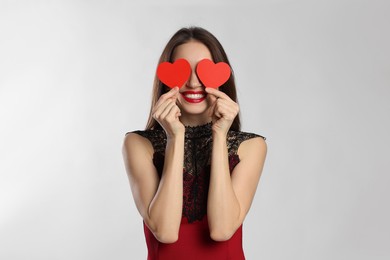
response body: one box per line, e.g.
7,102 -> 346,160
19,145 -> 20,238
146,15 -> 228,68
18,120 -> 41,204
207,132 -> 240,240
148,134 -> 184,241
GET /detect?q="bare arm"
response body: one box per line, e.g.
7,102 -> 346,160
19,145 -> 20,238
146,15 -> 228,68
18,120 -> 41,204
122,87 -> 185,244
203,87 -> 267,241
207,133 -> 267,241
122,132 -> 184,243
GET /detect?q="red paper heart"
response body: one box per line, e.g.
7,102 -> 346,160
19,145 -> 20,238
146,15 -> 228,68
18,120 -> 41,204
156,59 -> 191,88
196,59 -> 231,88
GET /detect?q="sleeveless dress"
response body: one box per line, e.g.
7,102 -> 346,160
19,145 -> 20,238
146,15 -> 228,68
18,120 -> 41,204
126,122 -> 266,260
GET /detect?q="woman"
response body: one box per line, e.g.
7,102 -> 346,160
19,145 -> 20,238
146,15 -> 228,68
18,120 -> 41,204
122,26 -> 267,260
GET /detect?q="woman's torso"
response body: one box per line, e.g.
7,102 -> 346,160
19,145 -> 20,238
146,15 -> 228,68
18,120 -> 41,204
127,122 -> 265,260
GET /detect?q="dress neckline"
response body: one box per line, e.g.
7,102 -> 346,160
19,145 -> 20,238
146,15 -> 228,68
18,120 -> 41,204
184,121 -> 212,139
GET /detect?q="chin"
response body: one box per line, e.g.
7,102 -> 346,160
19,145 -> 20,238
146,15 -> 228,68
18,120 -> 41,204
178,96 -> 209,115
181,106 -> 208,115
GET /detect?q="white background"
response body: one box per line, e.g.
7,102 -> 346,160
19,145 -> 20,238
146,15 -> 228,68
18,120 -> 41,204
1,0 -> 389,259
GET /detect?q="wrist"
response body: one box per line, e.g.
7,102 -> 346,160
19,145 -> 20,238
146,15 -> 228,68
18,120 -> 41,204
167,131 -> 185,141
212,130 -> 227,140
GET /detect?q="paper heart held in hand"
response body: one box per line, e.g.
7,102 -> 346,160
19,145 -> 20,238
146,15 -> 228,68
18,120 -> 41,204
196,59 -> 231,88
156,59 -> 192,88
156,59 -> 231,89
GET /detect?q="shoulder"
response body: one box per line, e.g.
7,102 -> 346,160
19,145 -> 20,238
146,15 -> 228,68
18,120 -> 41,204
124,129 -> 167,154
123,131 -> 154,157
227,129 -> 266,156
237,134 -> 267,159
227,130 -> 267,165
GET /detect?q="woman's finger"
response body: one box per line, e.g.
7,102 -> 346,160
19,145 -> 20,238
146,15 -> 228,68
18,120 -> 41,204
167,105 -> 181,120
153,99 -> 173,119
153,90 -> 179,114
217,100 -> 237,113
205,87 -> 230,100
155,87 -> 179,108
206,91 -> 218,116
206,90 -> 218,104
217,101 -> 239,121
207,96 -> 218,118
160,100 -> 177,119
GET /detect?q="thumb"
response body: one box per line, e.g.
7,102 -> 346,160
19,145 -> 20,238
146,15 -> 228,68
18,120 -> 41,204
206,96 -> 217,118
206,90 -> 217,105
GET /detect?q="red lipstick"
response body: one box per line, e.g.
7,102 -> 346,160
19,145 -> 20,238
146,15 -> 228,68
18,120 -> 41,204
180,91 -> 206,103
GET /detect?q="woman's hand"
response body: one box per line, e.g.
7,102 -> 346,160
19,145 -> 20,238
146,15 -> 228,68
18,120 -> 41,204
152,87 -> 185,138
205,87 -> 239,136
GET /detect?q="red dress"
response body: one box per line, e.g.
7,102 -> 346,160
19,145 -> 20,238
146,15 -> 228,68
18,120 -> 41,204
129,122 -> 266,260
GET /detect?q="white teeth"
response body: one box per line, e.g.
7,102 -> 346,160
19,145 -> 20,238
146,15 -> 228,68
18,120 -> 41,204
184,94 -> 205,99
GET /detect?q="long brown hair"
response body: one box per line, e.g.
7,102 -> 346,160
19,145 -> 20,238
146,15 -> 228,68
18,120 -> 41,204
145,26 -> 241,131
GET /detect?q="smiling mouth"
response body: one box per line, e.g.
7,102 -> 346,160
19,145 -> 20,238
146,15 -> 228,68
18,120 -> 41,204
181,91 -> 206,103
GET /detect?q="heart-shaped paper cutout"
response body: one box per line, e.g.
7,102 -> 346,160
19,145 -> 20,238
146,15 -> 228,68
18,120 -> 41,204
156,59 -> 191,88
196,59 -> 231,88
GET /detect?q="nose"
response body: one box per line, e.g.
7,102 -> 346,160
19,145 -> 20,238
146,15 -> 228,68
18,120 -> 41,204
186,70 -> 202,88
